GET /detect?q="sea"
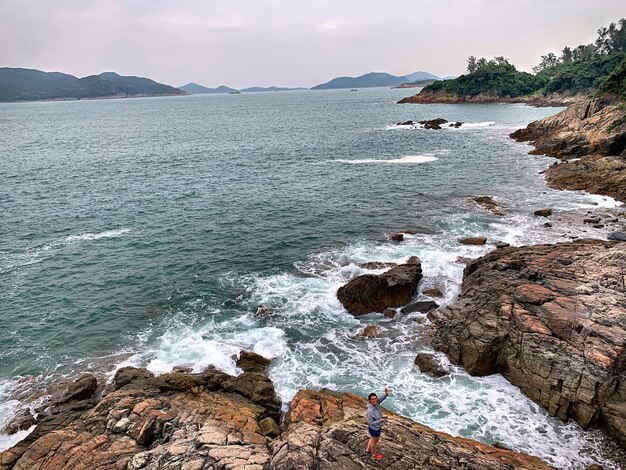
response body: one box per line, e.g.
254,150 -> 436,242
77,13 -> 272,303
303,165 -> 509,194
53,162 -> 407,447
0,88 -> 623,469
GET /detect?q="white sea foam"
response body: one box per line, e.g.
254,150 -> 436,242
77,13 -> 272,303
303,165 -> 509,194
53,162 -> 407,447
62,229 -> 131,244
385,121 -> 496,131
1,228 -> 131,274
333,155 -> 438,164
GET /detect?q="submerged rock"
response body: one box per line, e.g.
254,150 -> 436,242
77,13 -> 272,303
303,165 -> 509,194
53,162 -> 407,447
459,236 -> 487,245
358,261 -> 397,270
419,118 -> 448,130
534,209 -> 553,217
352,325 -> 382,338
401,300 -> 439,314
414,353 -> 448,377
608,231 -> 626,241
337,260 -> 423,316
390,232 -> 404,242
473,196 -> 505,215
429,240 -> 626,445
422,288 -> 444,298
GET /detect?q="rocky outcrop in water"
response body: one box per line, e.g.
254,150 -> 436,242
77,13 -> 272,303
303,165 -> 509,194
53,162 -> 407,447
337,258 -> 422,316
1,352 -> 558,470
428,239 -> 626,445
511,98 -> 626,158
510,96 -> 626,201
544,155 -> 626,203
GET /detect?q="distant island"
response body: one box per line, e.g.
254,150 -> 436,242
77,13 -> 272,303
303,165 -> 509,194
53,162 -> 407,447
311,72 -> 405,90
309,70 -> 454,90
399,18 -> 626,105
0,68 -> 186,102
179,83 -> 307,94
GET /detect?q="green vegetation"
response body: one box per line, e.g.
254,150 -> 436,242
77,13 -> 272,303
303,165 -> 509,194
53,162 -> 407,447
0,68 -> 185,102
422,18 -> 626,99
426,57 -> 543,97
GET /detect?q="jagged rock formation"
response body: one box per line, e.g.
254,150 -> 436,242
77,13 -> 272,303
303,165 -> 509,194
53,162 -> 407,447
1,352 -> 281,470
511,98 -> 626,158
428,239 -> 626,445
544,155 -> 626,203
510,97 -> 626,202
271,390 -> 553,469
0,353 -> 558,470
337,258 -> 422,316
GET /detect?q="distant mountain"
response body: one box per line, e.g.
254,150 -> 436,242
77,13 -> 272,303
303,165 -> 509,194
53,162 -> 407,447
403,71 -> 440,82
442,76 -> 457,80
178,83 -> 239,94
240,86 -> 307,93
0,68 -> 185,102
311,72 -> 409,90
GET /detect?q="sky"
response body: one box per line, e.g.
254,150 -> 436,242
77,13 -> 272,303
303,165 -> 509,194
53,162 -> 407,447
0,0 -> 624,88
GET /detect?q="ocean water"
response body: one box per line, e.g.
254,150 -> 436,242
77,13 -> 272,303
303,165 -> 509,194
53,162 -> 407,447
0,88 -> 622,468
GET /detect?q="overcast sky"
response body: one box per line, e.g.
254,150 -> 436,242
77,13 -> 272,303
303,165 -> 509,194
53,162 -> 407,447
1,0 -> 624,88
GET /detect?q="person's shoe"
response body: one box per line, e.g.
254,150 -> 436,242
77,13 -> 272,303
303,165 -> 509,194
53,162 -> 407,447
369,454 -> 377,460
374,453 -> 383,460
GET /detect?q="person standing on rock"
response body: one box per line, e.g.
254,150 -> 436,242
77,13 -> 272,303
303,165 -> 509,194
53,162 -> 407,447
366,387 -> 389,460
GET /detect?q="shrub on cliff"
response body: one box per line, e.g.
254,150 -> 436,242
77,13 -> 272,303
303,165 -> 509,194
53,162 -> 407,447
598,56 -> 626,99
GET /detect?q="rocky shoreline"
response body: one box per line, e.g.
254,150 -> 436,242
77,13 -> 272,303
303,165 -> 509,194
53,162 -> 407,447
2,97 -> 626,470
397,90 -> 582,107
511,97 -> 626,202
1,352 -> 556,470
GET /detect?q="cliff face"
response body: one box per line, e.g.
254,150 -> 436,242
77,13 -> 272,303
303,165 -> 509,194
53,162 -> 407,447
510,96 -> 626,201
0,353 -> 555,470
428,240 -> 626,446
511,97 -> 626,158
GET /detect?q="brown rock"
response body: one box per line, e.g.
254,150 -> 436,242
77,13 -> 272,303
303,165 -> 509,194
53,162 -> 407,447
358,261 -> 397,270
254,304 -> 274,317
414,353 -> 448,377
391,233 -> 404,242
459,236 -> 487,245
337,261 -> 423,316
422,288 -> 444,298
258,417 -> 280,438
383,308 -> 397,318
352,325 -> 382,338
473,196 -> 505,215
401,300 -> 439,314
273,390 -> 553,470
511,97 -> 626,160
429,240 -> 626,445
534,209 -> 553,217
236,351 -> 271,373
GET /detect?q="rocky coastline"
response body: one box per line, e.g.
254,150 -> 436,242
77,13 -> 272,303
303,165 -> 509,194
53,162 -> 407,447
511,97 -> 626,202
0,352 -> 555,470
2,97 -> 626,470
397,90 -> 582,107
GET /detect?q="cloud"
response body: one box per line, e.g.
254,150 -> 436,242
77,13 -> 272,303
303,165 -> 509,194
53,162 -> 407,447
316,17 -> 360,37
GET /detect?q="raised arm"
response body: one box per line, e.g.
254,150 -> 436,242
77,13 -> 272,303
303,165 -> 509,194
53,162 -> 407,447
378,387 -> 389,404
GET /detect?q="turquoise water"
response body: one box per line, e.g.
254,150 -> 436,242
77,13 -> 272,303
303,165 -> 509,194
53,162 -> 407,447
0,89 -> 621,468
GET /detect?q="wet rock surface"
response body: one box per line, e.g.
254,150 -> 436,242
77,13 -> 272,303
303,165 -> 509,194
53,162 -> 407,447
1,351 -> 281,470
511,97 -> 626,203
337,260 -> 423,316
1,356 -> 559,470
510,98 -> 626,159
544,155 -> 626,203
429,239 -> 626,445
272,390 -> 553,469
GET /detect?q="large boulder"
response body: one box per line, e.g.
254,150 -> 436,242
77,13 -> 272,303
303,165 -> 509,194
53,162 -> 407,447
429,239 -> 626,445
337,261 -> 423,316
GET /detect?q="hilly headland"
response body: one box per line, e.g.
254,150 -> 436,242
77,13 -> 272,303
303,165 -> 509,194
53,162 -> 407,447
0,68 -> 186,102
